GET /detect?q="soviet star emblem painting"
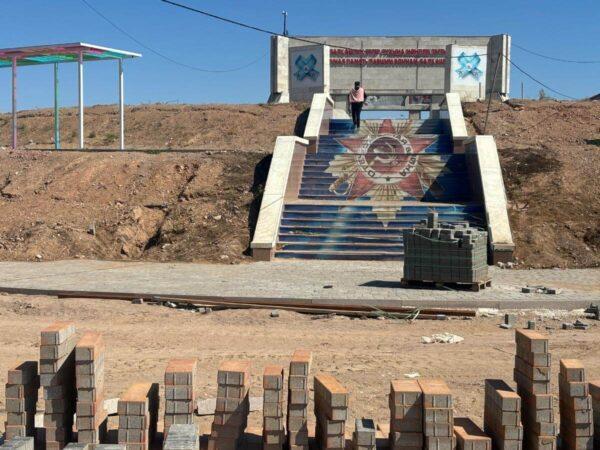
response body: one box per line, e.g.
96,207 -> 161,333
325,119 -> 450,225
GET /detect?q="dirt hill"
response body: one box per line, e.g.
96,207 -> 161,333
0,100 -> 597,268
0,103 -> 308,264
0,103 -> 309,150
464,99 -> 600,268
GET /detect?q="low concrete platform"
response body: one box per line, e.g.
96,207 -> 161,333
0,260 -> 598,309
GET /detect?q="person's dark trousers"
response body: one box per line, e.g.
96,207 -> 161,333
351,102 -> 364,129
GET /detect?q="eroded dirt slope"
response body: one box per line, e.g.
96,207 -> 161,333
464,100 -> 600,268
0,149 -> 271,263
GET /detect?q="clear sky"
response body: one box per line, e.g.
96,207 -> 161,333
0,0 -> 599,112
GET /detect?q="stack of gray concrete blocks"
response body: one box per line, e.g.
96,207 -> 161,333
558,359 -> 593,450
164,359 -> 197,438
419,379 -> 455,450
117,382 -> 159,450
0,437 -> 34,450
483,379 -> 523,450
513,330 -> 556,450
262,365 -> 286,450
314,374 -> 349,450
4,361 -> 38,440
75,332 -> 107,444
209,360 -> 251,450
589,381 -> 600,450
352,419 -> 376,450
287,350 -> 312,450
65,444 -> 125,450
403,213 -> 488,284
40,321 -> 77,450
454,417 -> 492,450
388,380 -> 423,450
163,424 -> 199,450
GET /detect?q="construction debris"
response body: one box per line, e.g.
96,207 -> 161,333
521,286 -> 560,295
421,333 -> 464,344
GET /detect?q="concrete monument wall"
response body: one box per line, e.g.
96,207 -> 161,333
269,35 -> 511,108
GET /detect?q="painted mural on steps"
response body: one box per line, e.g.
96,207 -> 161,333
321,119 -> 468,226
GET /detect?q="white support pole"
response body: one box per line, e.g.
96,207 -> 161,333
118,59 -> 124,150
11,57 -> 17,150
78,52 -> 84,149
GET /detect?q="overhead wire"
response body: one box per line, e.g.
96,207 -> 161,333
160,0 -> 488,57
513,43 -> 600,64
80,0 -> 267,73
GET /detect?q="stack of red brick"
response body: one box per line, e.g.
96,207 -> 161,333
513,330 -> 556,450
420,379 -> 454,450
314,374 -> 349,450
209,360 -> 251,450
262,366 -> 286,450
75,332 -> 107,444
484,379 -> 523,450
287,350 -> 312,450
40,322 -> 77,450
454,417 -> 491,450
4,361 -> 38,440
558,359 -> 593,450
164,359 -> 197,437
589,381 -> 600,450
117,382 -> 159,450
388,379 -> 423,450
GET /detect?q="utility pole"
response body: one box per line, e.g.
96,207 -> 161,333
282,11 -> 288,36
521,81 -> 524,100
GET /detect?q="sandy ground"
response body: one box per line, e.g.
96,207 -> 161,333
1,294 -> 598,438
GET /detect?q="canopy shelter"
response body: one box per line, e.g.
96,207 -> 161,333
0,43 -> 141,150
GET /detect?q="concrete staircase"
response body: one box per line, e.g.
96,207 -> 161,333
274,118 -> 485,261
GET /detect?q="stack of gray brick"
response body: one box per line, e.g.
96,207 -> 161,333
40,321 -> 77,450
403,214 -> 488,284
287,350 -> 312,450
164,359 -> 197,438
1,437 -> 34,450
353,419 -> 376,450
75,332 -> 107,444
4,361 -> 38,440
262,365 -> 286,450
163,424 -> 198,450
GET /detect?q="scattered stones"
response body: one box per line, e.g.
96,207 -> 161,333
421,333 -> 464,344
502,313 -> 517,329
522,286 -> 561,295
270,310 -> 280,318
